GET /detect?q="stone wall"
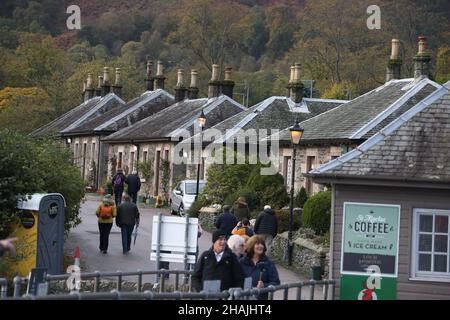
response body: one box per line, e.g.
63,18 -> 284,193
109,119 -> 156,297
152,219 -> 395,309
198,207 -> 221,232
271,231 -> 330,279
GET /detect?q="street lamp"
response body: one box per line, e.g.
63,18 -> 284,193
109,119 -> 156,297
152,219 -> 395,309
196,109 -> 206,201
287,119 -> 304,265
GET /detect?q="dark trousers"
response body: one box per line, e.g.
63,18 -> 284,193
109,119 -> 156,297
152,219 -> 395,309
121,224 -> 135,253
98,222 -> 112,251
114,187 -> 123,206
128,192 -> 137,204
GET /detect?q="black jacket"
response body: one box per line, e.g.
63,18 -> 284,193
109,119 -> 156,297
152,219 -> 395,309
125,174 -> 141,193
215,211 -> 237,236
254,208 -> 278,237
192,246 -> 244,292
116,201 -> 140,227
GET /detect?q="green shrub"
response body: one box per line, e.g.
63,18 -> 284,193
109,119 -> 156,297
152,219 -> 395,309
294,187 -> 308,208
246,166 -> 289,209
223,187 -> 260,212
301,190 -> 331,235
275,209 -> 301,233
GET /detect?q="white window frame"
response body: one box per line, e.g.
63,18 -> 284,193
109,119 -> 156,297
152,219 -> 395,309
411,208 -> 450,282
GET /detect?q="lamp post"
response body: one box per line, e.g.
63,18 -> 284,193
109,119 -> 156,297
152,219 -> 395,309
196,109 -> 206,201
287,119 -> 304,265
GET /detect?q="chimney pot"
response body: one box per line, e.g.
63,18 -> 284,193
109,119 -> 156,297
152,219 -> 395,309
211,64 -> 219,81
293,63 -> 301,82
224,67 -> 232,81
177,69 -> 185,87
190,69 -> 198,88
418,36 -> 427,55
390,39 -> 400,60
289,66 -> 295,83
221,67 -> 235,99
86,73 -> 93,89
115,68 -> 121,86
103,67 -> 110,85
156,61 -> 164,76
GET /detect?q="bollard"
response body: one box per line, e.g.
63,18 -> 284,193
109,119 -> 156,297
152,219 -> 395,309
137,270 -> 142,292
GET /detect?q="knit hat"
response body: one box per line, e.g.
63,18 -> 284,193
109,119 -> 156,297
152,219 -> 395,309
212,229 -> 227,243
103,194 -> 113,204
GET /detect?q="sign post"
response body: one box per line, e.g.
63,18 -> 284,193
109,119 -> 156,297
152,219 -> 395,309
340,202 -> 400,300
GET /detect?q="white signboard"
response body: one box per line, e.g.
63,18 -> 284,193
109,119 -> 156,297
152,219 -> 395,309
150,215 -> 199,264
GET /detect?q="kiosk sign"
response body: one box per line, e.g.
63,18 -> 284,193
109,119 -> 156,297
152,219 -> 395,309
340,202 -> 400,300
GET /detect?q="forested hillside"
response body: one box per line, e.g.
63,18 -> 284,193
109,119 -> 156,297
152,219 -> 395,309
0,0 -> 449,133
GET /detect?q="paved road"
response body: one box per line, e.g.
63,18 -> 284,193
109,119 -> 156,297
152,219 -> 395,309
65,194 -> 327,299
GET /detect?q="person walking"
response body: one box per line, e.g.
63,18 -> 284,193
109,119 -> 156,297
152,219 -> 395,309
125,171 -> 141,204
254,205 -> 278,255
240,235 -> 280,300
116,194 -> 140,254
214,205 -> 237,239
192,229 -> 244,292
95,194 -> 117,254
112,168 -> 126,207
231,196 -> 250,221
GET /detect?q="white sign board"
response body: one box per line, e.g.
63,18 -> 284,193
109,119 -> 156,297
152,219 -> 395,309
150,215 -> 199,264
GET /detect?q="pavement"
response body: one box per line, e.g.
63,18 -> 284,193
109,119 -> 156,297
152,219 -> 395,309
65,193 -> 326,299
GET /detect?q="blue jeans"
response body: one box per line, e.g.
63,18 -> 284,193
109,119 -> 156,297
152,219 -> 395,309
114,188 -> 123,207
120,224 -> 134,253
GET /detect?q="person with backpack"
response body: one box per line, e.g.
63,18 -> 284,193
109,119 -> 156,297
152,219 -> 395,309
112,168 -> 126,206
232,218 -> 254,237
95,194 -> 117,254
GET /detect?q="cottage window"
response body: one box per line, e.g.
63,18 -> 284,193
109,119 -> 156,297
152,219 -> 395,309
412,209 -> 450,280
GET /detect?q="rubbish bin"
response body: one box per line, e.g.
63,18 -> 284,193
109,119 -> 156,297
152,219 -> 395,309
9,193 -> 66,277
311,266 -> 322,280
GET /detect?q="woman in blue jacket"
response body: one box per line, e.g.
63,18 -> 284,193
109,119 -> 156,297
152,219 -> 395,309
240,235 -> 280,300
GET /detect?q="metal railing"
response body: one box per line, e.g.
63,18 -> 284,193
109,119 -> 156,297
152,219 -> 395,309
0,272 -> 335,300
2,269 -> 193,298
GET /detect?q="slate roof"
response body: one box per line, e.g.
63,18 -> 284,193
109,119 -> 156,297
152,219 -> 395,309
183,96 -> 346,145
309,84 -> 450,183
103,95 -> 247,143
61,89 -> 174,136
31,93 -> 125,137
275,78 -> 441,144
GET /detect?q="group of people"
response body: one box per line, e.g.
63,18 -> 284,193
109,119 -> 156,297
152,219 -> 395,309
111,168 -> 141,206
192,197 -> 280,300
96,193 -> 140,254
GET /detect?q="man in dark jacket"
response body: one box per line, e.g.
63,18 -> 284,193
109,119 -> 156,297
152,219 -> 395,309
116,194 -> 140,254
214,205 -> 237,239
254,205 -> 278,255
192,229 -> 244,292
125,171 -> 141,204
112,168 -> 126,207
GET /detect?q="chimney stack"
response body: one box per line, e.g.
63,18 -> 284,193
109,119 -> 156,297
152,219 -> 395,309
101,67 -> 111,96
208,64 -> 221,98
188,69 -> 199,99
112,68 -> 122,97
154,60 -> 166,90
287,63 -> 304,103
84,73 -> 95,101
96,76 -> 103,96
174,69 -> 187,102
386,39 -> 402,82
414,36 -> 431,79
221,67 -> 235,99
145,57 -> 154,91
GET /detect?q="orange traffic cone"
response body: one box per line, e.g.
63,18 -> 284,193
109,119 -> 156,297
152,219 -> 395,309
74,244 -> 80,267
